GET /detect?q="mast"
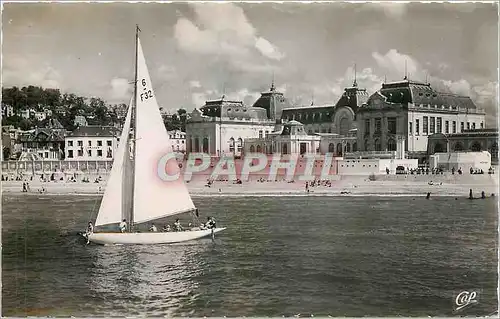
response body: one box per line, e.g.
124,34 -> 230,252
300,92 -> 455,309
130,24 -> 140,232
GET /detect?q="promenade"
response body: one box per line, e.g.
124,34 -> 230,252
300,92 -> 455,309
2,173 -> 498,198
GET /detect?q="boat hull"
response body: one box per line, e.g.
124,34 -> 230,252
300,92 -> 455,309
86,228 -> 226,245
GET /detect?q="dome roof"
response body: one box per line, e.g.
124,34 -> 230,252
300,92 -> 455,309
287,120 -> 303,126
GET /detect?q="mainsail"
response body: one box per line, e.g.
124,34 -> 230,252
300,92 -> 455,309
95,97 -> 133,227
132,37 -> 196,225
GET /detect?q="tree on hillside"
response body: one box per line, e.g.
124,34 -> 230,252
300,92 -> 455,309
163,108 -> 188,132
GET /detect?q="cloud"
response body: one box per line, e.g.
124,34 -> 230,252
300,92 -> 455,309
440,79 -> 472,96
372,49 -> 420,80
174,3 -> 284,62
109,78 -> 131,101
255,37 -> 285,61
189,80 -> 202,88
367,3 -> 408,19
3,55 -> 63,89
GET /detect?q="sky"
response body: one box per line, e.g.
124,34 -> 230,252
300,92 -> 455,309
2,2 -> 498,126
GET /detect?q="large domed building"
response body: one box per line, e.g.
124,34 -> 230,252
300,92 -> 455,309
280,79 -> 369,135
356,78 -> 486,162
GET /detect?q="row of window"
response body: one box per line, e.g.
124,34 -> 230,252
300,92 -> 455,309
283,112 -> 331,122
364,117 -> 398,135
363,139 -> 397,152
68,140 -> 113,147
409,117 -> 483,135
67,149 -> 113,158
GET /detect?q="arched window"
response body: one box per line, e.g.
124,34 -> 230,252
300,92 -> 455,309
374,139 -> 382,151
237,138 -> 243,153
250,145 -> 255,152
282,143 -> 288,154
229,138 -> 235,153
202,137 -> 209,153
256,145 -> 262,153
353,142 -> 357,152
470,141 -> 482,152
346,143 -> 351,152
328,143 -> 335,153
194,137 -> 200,152
434,142 -> 445,153
336,143 -> 343,156
453,142 -> 464,151
387,139 -> 397,152
339,117 -> 350,136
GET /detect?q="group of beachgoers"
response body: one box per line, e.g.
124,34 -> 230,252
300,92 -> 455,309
305,180 -> 333,193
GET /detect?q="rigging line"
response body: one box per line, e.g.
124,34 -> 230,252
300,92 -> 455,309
88,194 -> 100,223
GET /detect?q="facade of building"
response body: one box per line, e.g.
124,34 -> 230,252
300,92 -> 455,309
18,119 -> 67,160
167,129 -> 187,153
318,130 -> 358,156
2,104 -> 14,118
355,79 -> 486,163
281,83 -> 369,135
244,120 -> 321,155
74,115 -> 88,127
186,98 -> 277,157
427,129 -> 499,164
64,126 -> 118,161
429,151 -> 492,172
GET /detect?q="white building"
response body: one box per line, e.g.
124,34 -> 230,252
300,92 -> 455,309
2,104 -> 14,118
356,79 -> 486,163
429,151 -> 491,172
20,108 -> 36,119
64,126 -> 118,161
167,130 -> 186,153
281,82 -> 369,136
74,115 -> 88,127
244,120 -> 321,155
186,98 -> 276,157
186,84 -> 294,157
34,111 -> 47,121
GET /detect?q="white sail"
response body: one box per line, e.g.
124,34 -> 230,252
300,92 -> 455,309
94,98 -> 133,227
132,38 -> 196,225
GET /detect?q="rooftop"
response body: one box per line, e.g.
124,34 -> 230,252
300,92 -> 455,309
368,79 -> 477,109
67,126 -> 119,138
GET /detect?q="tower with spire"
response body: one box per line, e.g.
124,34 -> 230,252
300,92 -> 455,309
353,63 -> 358,87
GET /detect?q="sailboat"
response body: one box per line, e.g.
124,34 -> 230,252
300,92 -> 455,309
84,26 -> 226,245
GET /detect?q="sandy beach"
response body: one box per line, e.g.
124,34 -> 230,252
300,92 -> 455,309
2,173 -> 498,198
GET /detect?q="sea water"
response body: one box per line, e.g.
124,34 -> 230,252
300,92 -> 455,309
2,195 -> 497,317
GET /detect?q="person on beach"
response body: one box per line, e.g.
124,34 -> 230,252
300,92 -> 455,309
149,223 -> 157,232
119,219 -> 127,233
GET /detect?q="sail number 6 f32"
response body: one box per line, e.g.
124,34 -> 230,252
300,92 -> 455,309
140,79 -> 153,101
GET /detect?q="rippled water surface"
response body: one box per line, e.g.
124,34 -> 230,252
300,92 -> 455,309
2,195 -> 498,317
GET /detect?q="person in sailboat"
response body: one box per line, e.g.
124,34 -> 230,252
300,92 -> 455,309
174,219 -> 183,232
162,224 -> 171,232
119,219 -> 127,233
85,221 -> 94,244
149,223 -> 158,232
206,216 -> 216,229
